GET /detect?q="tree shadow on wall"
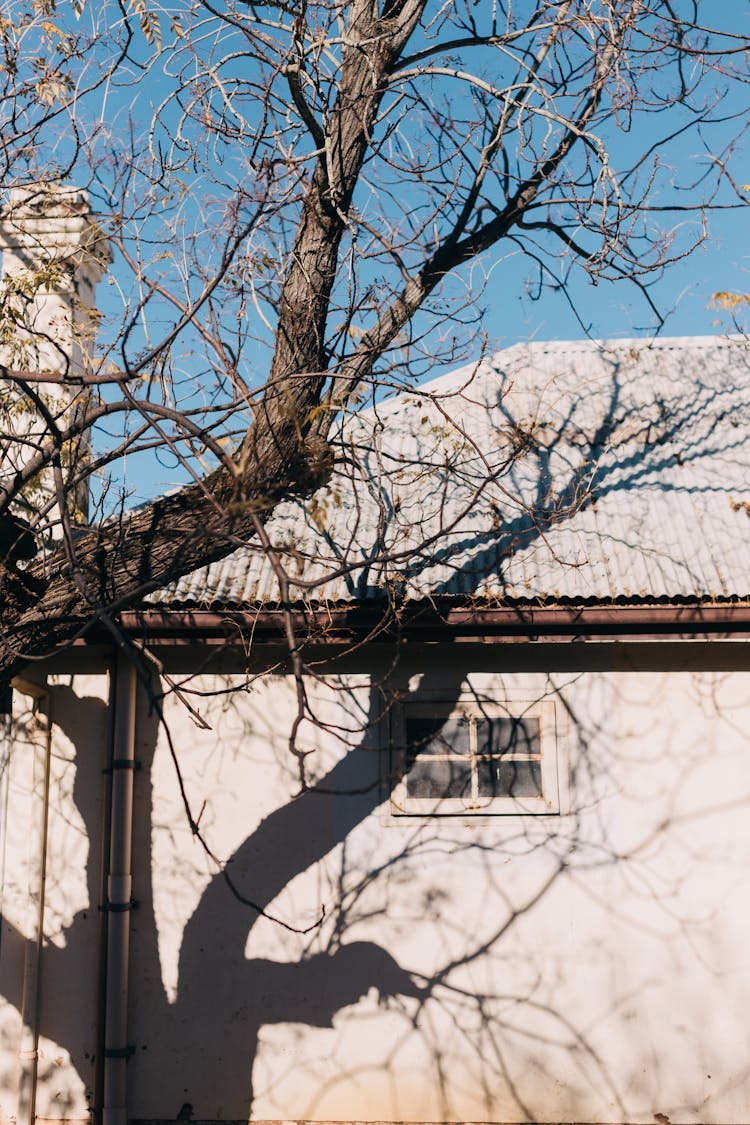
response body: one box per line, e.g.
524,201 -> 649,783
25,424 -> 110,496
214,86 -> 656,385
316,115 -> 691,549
127,681 -> 434,1120
1,657 -> 589,1122
3,344 -> 750,1121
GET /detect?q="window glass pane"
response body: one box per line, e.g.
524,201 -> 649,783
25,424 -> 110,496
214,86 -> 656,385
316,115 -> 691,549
477,758 -> 543,798
476,716 -> 540,756
405,714 -> 471,758
405,758 -> 472,799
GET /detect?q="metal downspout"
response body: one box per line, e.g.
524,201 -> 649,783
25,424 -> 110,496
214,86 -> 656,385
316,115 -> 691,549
93,660 -> 116,1125
102,656 -> 137,1125
0,690 -> 12,944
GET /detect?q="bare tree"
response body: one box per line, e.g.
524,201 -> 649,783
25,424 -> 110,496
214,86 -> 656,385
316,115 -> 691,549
0,0 -> 748,687
2,8 -> 750,1098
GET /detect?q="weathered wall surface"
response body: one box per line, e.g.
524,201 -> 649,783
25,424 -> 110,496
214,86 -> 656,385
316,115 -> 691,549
3,656 -> 750,1123
0,676 -> 109,1125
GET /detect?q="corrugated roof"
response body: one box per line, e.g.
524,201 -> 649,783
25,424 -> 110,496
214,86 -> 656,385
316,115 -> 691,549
151,336 -> 750,608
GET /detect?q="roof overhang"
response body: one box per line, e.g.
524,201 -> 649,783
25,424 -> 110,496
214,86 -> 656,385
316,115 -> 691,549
116,601 -> 750,646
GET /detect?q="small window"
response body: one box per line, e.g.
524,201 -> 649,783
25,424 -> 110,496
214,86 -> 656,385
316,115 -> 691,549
390,700 -> 559,815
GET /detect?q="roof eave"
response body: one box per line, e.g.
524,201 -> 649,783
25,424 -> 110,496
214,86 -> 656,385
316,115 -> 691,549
115,600 -> 750,645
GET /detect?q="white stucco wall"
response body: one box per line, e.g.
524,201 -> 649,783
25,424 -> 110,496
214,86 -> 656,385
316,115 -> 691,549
3,654 -> 750,1123
0,676 -> 108,1125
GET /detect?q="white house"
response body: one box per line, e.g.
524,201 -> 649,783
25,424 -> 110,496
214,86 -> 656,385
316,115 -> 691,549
2,191 -> 750,1125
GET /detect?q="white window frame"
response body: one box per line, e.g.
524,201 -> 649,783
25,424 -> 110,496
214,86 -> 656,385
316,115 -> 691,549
389,697 -> 560,816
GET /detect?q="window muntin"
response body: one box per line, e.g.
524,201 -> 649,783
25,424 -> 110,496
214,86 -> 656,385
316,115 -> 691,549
391,700 -> 558,815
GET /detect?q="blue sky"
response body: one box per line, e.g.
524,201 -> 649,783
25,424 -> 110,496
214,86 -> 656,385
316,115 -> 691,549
477,202 -> 748,350
88,5 -> 748,355
48,1 -> 749,504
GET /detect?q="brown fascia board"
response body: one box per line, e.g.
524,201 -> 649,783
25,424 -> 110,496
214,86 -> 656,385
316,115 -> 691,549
115,601 -> 750,645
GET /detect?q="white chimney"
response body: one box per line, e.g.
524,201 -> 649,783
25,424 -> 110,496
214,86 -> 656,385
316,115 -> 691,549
0,184 -> 112,533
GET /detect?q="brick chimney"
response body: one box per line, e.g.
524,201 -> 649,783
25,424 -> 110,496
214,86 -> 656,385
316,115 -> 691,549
0,184 -> 112,533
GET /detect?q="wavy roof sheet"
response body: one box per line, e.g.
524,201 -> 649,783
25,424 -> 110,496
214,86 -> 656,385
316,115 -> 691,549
152,336 -> 750,608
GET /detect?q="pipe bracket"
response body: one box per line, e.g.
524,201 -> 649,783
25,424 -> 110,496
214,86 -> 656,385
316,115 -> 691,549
99,899 -> 139,913
103,1046 -> 135,1059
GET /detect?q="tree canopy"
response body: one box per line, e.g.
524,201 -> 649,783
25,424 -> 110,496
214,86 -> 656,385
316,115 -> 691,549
0,0 -> 748,686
